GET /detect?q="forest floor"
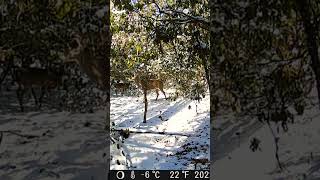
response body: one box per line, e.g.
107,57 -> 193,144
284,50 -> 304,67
2,84 -> 319,179
0,89 -> 107,180
214,87 -> 320,180
110,89 -> 210,170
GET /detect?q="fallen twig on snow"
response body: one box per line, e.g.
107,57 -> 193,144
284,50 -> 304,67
191,158 -> 210,170
0,130 -> 40,139
111,128 -> 192,137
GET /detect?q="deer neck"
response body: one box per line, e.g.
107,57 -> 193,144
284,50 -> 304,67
78,50 -> 108,90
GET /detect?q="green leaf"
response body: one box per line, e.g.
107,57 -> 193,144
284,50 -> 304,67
167,0 -> 174,6
136,45 -> 142,53
56,1 -> 73,19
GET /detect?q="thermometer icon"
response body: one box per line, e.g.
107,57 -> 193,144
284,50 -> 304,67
130,171 -> 135,179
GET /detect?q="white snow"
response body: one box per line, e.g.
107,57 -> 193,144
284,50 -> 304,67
110,89 -> 210,170
2,82 -> 319,179
214,87 -> 320,180
0,98 -> 108,180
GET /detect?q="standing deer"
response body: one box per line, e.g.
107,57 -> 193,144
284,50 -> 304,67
111,80 -> 131,96
13,66 -> 65,112
64,32 -> 109,91
133,71 -> 167,123
133,72 -> 167,101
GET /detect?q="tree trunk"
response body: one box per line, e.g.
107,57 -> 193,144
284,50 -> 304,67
201,58 -> 210,87
296,0 -> 320,109
105,1 -> 111,177
143,90 -> 148,123
209,0 -> 217,172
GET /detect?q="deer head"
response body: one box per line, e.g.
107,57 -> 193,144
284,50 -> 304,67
64,31 -> 110,90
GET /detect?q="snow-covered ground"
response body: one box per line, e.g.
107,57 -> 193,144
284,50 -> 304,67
3,83 -> 320,179
0,90 -> 108,180
214,88 -> 320,180
110,89 -> 210,170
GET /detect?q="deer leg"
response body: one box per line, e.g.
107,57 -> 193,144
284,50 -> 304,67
121,88 -> 124,96
31,87 -> 38,106
38,87 -> 46,109
158,86 -> 167,100
160,88 -> 167,100
16,85 -> 25,112
155,89 -> 159,101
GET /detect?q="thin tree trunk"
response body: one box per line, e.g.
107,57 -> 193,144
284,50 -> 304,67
296,0 -> 320,108
143,90 -> 148,123
201,58 -> 210,87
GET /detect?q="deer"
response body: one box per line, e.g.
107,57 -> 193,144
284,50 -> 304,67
64,31 -> 109,91
13,66 -> 65,112
132,71 -> 167,123
133,72 -> 167,101
111,80 -> 131,96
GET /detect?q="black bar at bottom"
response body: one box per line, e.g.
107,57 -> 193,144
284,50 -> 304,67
109,170 -> 210,180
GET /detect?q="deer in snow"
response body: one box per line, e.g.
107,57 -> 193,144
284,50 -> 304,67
132,71 -> 167,101
64,32 -> 109,90
132,71 -> 167,123
13,66 -> 65,112
111,80 -> 131,96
